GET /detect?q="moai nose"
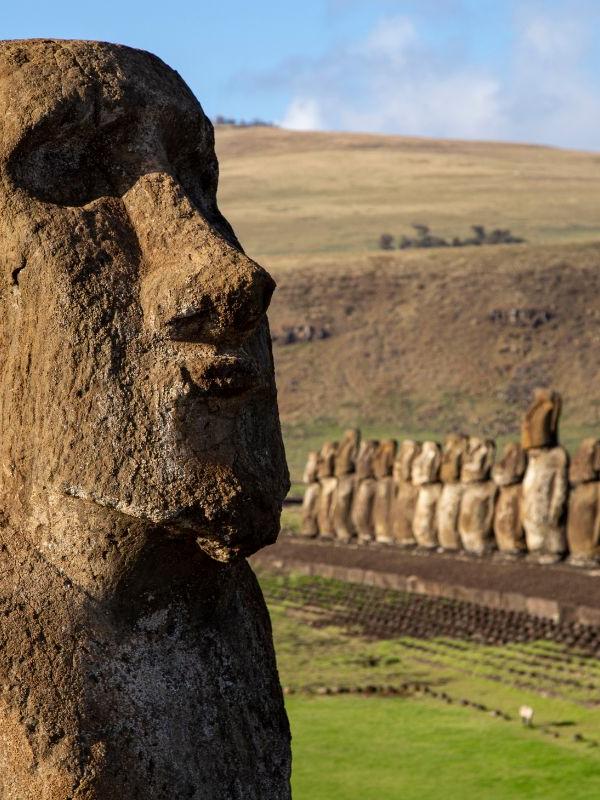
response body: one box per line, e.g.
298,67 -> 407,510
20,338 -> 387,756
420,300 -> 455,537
124,173 -> 275,345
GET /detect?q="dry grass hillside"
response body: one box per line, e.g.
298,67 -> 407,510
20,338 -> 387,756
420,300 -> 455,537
214,126 -> 600,482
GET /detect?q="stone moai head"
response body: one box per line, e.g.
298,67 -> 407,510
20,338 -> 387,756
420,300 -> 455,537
492,442 -> 527,486
0,40 -> 289,564
521,388 -> 562,450
373,439 -> 398,479
356,439 -> 379,480
303,451 -> 320,484
317,441 -> 338,479
439,433 -> 469,483
393,440 -> 422,483
569,438 -> 600,486
411,441 -> 442,486
334,428 -> 361,477
461,437 -> 496,483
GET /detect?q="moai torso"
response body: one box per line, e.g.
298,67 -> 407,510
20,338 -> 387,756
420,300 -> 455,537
412,442 -> 442,549
492,442 -> 527,555
437,434 -> 468,551
0,40 -> 291,800
332,429 -> 361,543
373,439 -> 398,544
567,439 -> 600,565
301,450 -> 321,538
352,439 -> 379,543
391,440 -> 421,547
316,441 -> 338,539
458,438 -> 497,555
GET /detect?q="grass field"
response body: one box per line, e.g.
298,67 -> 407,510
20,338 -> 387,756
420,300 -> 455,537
258,571 -> 600,799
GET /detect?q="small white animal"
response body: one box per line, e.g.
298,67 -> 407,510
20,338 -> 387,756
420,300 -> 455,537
519,705 -> 534,726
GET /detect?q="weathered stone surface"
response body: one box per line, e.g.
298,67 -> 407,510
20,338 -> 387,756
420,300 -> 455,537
374,476 -> 395,544
317,440 -> 338,480
352,477 -> 378,544
335,428 -> 361,477
458,481 -> 498,555
439,433 -> 469,483
567,482 -> 600,565
413,483 -> 442,549
391,441 -> 421,547
492,442 -> 527,487
521,388 -> 562,450
301,482 -> 322,538
0,40 -> 290,799
437,483 -> 464,551
569,438 -> 600,486
494,483 -> 526,554
333,473 -> 357,542
303,449 -> 320,485
522,447 -> 569,561
412,441 -> 442,486
373,439 -> 398,479
317,476 -> 338,539
461,437 -> 496,484
355,439 -> 379,480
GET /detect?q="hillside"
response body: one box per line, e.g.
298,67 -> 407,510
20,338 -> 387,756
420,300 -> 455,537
214,127 -> 600,481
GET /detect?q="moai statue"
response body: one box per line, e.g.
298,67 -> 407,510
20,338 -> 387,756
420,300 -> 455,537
373,439 -> 398,544
458,437 -> 497,555
316,440 -> 338,539
437,434 -> 469,551
412,441 -> 443,549
391,440 -> 422,547
521,390 -> 568,563
351,439 -> 380,544
521,388 -> 561,450
301,450 -> 321,538
332,428 -> 361,543
567,439 -> 600,565
0,41 -> 291,799
492,442 -> 527,556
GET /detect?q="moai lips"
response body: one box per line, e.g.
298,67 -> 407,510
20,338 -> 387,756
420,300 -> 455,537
0,40 -> 290,799
492,442 -> 527,556
391,440 -> 421,547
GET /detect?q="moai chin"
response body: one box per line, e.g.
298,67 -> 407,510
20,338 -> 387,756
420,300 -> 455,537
437,434 -> 468,551
458,438 -> 497,555
316,441 -> 338,539
0,41 -> 291,799
411,441 -> 442,549
352,439 -> 379,544
301,450 -> 321,538
521,388 -> 562,450
567,439 -> 600,566
391,440 -> 421,547
373,439 -> 398,544
492,442 -> 527,557
332,429 -> 360,543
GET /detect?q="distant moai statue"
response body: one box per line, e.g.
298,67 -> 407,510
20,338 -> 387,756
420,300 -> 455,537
316,441 -> 339,539
332,428 -> 361,543
458,437 -> 497,555
521,389 -> 568,562
373,439 -> 398,544
567,438 -> 600,565
301,450 -> 321,538
351,439 -> 380,544
412,441 -> 443,549
437,434 -> 469,551
391,440 -> 422,547
492,442 -> 527,556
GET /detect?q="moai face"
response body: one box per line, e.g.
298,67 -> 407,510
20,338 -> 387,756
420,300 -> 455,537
0,40 -> 289,562
492,442 -> 527,487
373,439 -> 398,479
439,433 -> 469,483
356,439 -> 379,480
334,428 -> 361,477
569,438 -> 600,485
521,388 -> 562,450
461,437 -> 496,483
412,441 -> 442,486
317,441 -> 338,479
393,440 -> 422,483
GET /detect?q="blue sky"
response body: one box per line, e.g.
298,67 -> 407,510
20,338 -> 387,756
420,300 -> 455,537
2,0 -> 599,149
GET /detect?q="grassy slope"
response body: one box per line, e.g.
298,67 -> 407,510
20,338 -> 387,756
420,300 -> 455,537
215,128 -> 600,473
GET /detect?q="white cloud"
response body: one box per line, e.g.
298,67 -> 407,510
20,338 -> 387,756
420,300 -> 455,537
280,97 -> 324,131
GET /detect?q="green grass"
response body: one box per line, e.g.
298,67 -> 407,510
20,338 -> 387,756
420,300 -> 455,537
287,695 -> 600,800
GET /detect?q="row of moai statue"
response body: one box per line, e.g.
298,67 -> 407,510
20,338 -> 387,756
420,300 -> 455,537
301,389 -> 600,566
